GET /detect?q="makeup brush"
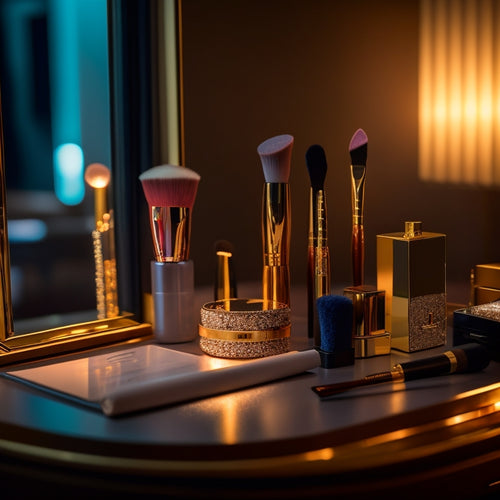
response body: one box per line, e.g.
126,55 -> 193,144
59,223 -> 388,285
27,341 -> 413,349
257,134 -> 293,306
214,239 -> 237,300
139,164 -> 201,343
349,128 -> 368,286
311,343 -> 490,398
306,145 -> 331,344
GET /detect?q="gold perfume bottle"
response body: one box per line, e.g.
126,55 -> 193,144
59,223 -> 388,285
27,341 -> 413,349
377,221 -> 446,352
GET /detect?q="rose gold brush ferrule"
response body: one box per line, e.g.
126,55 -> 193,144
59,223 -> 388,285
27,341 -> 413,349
262,182 -> 291,306
150,206 -> 191,262
351,164 -> 366,286
308,188 -> 331,344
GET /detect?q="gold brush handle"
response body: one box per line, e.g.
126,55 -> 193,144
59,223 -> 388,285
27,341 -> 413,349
262,183 -> 290,305
352,223 -> 364,286
263,265 -> 290,306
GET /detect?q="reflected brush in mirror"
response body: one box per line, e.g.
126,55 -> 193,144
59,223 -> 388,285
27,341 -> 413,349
349,128 -> 368,286
257,134 -> 293,306
139,164 -> 201,343
84,163 -> 119,319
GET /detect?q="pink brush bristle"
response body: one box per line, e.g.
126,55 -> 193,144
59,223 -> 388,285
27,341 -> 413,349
139,165 -> 201,208
257,134 -> 294,183
349,128 -> 368,151
349,128 -> 368,166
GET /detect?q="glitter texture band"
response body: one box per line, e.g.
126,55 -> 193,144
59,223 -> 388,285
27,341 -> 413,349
199,298 -> 291,359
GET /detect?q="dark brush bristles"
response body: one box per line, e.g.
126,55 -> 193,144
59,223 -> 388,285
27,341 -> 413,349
316,295 -> 354,368
349,128 -> 368,166
305,144 -> 328,191
257,134 -> 294,183
454,343 -> 490,373
215,239 -> 234,255
139,165 -> 200,208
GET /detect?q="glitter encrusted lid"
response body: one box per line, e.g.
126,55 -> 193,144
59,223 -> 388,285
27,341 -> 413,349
200,298 -> 290,332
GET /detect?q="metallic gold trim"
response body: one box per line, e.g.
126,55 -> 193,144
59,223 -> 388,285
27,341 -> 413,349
262,182 -> 291,305
444,349 -> 458,373
0,91 -> 14,342
198,324 -> 290,342
0,317 -> 152,367
391,363 -> 405,382
353,331 -> 391,358
1,382 -> 500,478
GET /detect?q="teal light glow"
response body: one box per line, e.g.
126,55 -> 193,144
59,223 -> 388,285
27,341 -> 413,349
8,219 -> 48,243
54,143 -> 85,205
48,0 -> 82,204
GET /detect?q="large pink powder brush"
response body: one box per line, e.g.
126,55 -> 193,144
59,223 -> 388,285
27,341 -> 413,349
257,134 -> 293,306
139,164 -> 201,343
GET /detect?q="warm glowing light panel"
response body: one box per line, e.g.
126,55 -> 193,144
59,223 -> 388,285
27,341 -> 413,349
419,0 -> 500,186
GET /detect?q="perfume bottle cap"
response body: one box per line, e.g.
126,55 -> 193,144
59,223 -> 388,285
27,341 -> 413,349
404,221 -> 423,238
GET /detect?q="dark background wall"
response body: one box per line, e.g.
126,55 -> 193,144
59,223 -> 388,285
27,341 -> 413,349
182,0 -> 499,305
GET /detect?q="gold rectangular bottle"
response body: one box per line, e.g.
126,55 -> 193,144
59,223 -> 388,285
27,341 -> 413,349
377,221 -> 446,352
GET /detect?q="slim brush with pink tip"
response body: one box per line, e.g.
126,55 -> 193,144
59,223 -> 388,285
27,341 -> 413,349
257,134 -> 293,306
349,128 -> 368,286
139,164 -> 201,343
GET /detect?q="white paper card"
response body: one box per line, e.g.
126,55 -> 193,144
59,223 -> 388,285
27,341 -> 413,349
3,346 -> 320,416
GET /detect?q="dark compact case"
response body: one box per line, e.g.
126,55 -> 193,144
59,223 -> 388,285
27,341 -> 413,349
453,300 -> 500,352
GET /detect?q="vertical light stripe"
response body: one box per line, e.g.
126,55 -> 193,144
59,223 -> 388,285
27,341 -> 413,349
419,0 -> 500,187
157,0 -> 183,166
477,0 -> 493,185
419,0 -> 433,181
463,0 -> 478,184
448,0 -> 462,182
433,0 -> 448,182
495,0 -> 500,184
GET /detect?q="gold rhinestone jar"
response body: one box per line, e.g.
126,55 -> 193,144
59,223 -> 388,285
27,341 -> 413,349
198,298 -> 291,359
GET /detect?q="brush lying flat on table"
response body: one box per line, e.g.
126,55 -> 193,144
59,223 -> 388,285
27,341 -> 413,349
311,343 -> 490,398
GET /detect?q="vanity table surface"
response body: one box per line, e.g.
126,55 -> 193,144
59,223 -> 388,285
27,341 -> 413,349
1,285 -> 500,499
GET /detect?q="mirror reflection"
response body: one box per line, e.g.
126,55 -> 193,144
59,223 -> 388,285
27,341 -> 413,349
0,0 -> 112,333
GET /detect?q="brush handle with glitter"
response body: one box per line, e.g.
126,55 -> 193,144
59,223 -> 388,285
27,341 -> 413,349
262,182 -> 291,305
308,188 -> 331,343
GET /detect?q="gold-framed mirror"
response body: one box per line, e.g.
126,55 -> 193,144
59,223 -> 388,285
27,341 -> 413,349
0,0 -> 182,366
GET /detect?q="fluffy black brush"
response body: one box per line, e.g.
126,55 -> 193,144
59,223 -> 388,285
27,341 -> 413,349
305,144 -> 331,344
